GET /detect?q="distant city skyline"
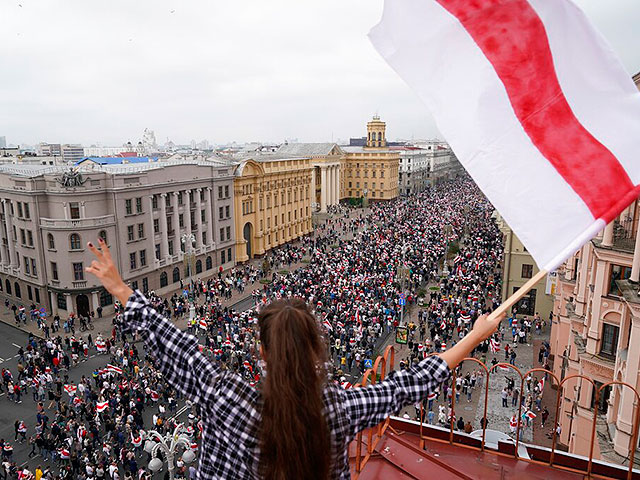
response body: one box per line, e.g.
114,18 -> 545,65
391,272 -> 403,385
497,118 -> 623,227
1,0 -> 639,146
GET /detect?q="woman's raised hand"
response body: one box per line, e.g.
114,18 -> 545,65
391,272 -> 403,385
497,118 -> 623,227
85,238 -> 133,305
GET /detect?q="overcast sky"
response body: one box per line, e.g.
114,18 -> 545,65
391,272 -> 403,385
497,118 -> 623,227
1,0 -> 639,147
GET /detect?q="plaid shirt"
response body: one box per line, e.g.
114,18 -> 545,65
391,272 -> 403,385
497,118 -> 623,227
125,290 -> 450,479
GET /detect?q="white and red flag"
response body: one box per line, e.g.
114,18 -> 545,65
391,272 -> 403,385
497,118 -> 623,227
526,410 -> 538,420
538,377 -> 545,393
370,0 -> 640,272
63,384 -> 77,396
96,401 -> 109,413
106,364 -> 123,375
490,337 -> 501,353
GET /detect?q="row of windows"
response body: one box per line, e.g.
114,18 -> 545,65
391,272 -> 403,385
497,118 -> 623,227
55,289 -> 113,311
125,197 -> 144,215
348,182 -> 384,190
1,279 -> 40,303
348,191 -> 384,198
219,206 -> 231,220
50,231 -> 107,251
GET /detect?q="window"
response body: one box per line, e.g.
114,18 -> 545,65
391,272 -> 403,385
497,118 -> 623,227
34,289 -> 39,304
178,192 -> 183,205
51,262 -> 58,280
70,202 -> 81,219
130,252 -> 137,270
155,244 -> 161,260
47,233 -> 55,250
131,280 -> 138,291
24,203 -> 30,219
521,264 -> 533,279
154,219 -> 159,234
202,231 -> 207,245
73,262 -> 84,281
168,240 -> 174,256
220,227 -> 225,242
152,195 -> 158,209
5,280 -> 10,295
221,250 -> 226,264
227,247 -> 232,262
139,250 -> 147,267
225,185 -> 229,198
608,264 -> 632,296
142,277 -> 148,293
225,205 -> 230,218
20,229 -> 25,245
179,214 -> 184,228
219,207 -> 224,220
190,210 -> 195,226
172,267 -> 180,283
100,289 -> 113,307
27,230 -> 33,247
218,186 -> 223,199
138,223 -> 144,239
24,256 -> 29,274
99,230 -> 107,244
57,293 -> 67,310
69,233 -> 81,250
31,258 -> 36,276
17,202 -> 23,217
136,197 -> 143,213
601,323 -> 619,357
160,272 -> 168,288
125,199 -> 133,215
27,285 -> 32,301
196,259 -> 202,274
206,256 -> 212,270
127,225 -> 135,241
201,209 -> 205,222
513,287 -> 536,316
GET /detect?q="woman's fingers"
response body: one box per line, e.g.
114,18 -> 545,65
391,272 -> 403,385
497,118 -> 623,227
87,242 -> 103,260
98,237 -> 113,261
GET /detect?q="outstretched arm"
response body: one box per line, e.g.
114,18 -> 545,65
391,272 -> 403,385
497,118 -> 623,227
344,311 -> 504,437
85,238 -> 221,405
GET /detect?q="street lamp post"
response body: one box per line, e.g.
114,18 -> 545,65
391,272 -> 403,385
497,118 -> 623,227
144,423 -> 196,480
181,233 -> 196,293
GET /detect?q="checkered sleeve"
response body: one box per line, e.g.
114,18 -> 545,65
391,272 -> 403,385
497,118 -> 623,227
124,290 -> 221,406
343,354 -> 450,437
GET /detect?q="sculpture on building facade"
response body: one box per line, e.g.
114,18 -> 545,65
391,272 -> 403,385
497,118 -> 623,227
56,168 -> 87,188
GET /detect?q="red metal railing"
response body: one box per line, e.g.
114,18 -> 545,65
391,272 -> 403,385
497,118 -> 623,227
352,348 -> 640,480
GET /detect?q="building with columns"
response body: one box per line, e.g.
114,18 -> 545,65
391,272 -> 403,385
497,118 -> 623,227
233,154 -> 313,262
342,116 -> 399,202
0,158 -> 235,318
275,143 -> 344,213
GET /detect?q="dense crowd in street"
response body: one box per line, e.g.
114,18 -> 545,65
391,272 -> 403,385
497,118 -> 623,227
0,177 -> 556,479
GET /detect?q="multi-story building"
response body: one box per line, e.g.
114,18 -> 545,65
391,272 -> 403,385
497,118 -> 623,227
394,147 -> 430,196
0,158 -> 235,318
0,137 -> 6,148
276,143 -> 344,213
342,116 -> 399,202
495,212 -> 554,320
549,72 -> 640,466
36,143 -> 85,163
233,154 -> 313,262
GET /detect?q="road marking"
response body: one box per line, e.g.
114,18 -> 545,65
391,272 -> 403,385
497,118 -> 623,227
90,354 -> 96,358
0,392 -> 4,397
13,355 -> 19,358
12,343 -> 21,348
0,358 -> 3,364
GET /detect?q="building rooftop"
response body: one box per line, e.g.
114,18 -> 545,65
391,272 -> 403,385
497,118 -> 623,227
77,156 -> 159,165
275,143 -> 342,157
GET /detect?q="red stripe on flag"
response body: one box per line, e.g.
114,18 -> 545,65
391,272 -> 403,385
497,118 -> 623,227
436,0 -> 636,222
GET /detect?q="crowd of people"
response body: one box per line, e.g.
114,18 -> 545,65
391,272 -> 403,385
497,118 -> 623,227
0,177 -> 555,478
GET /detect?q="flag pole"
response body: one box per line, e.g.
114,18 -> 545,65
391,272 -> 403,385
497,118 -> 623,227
488,269 -> 548,321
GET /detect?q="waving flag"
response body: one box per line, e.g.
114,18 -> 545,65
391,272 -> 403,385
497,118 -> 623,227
106,364 -> 123,375
538,377 -> 545,393
63,384 -> 77,396
526,410 -> 538,420
96,401 -> 109,413
427,392 -> 437,400
323,319 -> 333,332
490,337 -> 501,353
370,0 -> 640,272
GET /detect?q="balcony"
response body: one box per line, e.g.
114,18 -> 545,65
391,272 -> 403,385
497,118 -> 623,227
40,215 -> 116,230
72,280 -> 87,288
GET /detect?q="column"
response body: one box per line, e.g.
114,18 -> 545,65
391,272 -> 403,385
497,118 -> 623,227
614,314 -> 640,455
159,194 -> 169,259
329,166 -> 335,206
320,167 -> 327,213
602,221 -> 614,247
185,189 -> 192,238
64,293 -> 71,313
586,259 -> 607,354
2,200 -> 16,267
205,187 -> 214,247
91,291 -> 99,313
336,165 -> 340,204
172,192 -> 181,257
48,291 -> 58,317
195,188 -> 203,248
630,224 -> 640,282
311,167 -> 316,208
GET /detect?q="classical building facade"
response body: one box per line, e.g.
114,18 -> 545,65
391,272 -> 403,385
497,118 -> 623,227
549,73 -> 640,465
495,212 -> 554,320
0,159 -> 235,318
275,143 -> 343,213
342,116 -> 399,202
233,154 -> 313,262
395,147 -> 430,196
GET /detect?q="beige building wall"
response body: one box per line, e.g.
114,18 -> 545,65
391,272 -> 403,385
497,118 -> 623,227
496,213 -> 554,320
233,156 -> 313,262
0,159 -> 235,318
342,116 -> 399,202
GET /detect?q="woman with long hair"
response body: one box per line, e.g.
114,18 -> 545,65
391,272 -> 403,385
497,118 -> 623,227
85,238 -> 502,479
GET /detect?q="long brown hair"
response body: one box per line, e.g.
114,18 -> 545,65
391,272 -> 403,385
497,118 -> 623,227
258,298 -> 331,480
